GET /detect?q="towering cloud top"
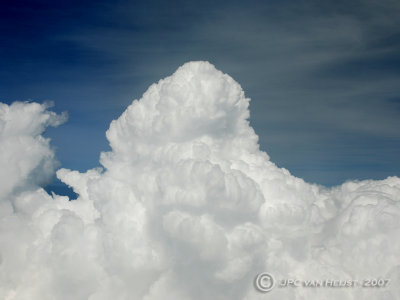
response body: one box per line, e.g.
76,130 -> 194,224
105,61 -> 256,157
1,62 -> 400,300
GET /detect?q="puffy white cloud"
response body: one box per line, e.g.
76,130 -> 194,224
0,102 -> 67,202
1,62 -> 400,300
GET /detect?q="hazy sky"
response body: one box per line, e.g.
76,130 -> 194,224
1,0 -> 399,186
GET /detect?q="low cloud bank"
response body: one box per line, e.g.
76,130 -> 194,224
1,62 -> 399,299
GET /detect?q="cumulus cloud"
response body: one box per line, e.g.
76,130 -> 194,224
0,62 -> 399,300
0,101 -> 67,208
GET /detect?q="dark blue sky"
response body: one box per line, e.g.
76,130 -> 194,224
1,0 -> 400,188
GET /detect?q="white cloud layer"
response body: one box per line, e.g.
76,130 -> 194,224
1,62 -> 399,300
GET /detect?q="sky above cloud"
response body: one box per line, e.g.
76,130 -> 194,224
0,0 -> 399,188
